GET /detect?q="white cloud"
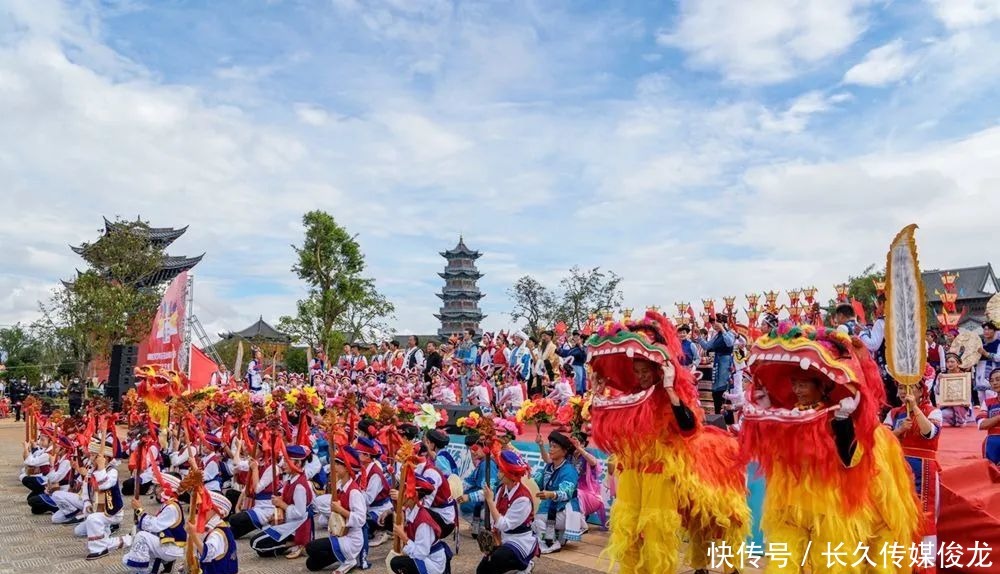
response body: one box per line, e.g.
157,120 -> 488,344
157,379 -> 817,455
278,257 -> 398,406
926,0 -> 1000,29
659,0 -> 871,84
758,90 -> 845,133
3,0 -> 999,339
843,39 -> 918,86
293,103 -> 331,126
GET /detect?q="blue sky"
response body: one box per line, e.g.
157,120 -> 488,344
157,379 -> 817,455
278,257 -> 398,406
2,0 -> 999,338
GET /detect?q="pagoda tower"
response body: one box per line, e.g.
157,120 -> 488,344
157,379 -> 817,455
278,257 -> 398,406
435,236 -> 486,338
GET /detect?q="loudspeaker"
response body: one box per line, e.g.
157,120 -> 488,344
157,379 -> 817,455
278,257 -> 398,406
704,413 -> 728,430
434,404 -> 482,434
107,344 -> 139,411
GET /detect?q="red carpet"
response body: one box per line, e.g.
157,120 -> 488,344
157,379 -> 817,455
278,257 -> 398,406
935,426 -> 1000,573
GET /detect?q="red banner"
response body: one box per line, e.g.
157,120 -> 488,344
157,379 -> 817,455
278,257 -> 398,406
137,271 -> 188,370
189,345 -> 215,391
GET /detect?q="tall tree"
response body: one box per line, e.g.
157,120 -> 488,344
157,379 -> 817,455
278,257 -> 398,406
508,276 -> 558,338
286,211 -> 391,355
0,324 -> 42,384
826,264 -> 885,322
44,218 -> 166,372
557,266 -> 624,330
338,281 -> 396,344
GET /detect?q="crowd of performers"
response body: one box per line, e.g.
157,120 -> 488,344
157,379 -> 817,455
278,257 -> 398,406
14,363 -> 608,574
241,330 -> 592,409
10,311 -> 1000,574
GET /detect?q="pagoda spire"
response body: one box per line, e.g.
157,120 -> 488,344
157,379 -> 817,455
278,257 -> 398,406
436,236 -> 486,337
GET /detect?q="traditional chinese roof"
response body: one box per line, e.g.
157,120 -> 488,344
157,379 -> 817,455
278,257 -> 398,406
438,269 -> 483,280
219,316 -> 291,344
138,255 -> 203,287
436,289 -> 484,300
434,309 -> 486,319
923,264 -> 998,303
439,236 -> 482,259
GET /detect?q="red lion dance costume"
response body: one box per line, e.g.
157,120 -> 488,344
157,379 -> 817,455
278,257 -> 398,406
587,311 -> 749,574
740,323 -> 922,573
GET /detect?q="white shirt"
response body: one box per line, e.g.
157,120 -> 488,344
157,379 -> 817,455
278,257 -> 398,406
402,507 -> 446,574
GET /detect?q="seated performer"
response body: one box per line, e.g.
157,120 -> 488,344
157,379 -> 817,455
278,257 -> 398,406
884,380 -> 943,551
532,431 -> 580,554
183,490 -> 239,574
21,430 -> 54,496
120,473 -> 185,573
51,451 -> 91,525
423,429 -> 458,477
121,433 -> 159,497
977,367 -> 1000,464
79,437 -> 128,560
478,450 -> 539,574
357,437 -> 393,548
228,452 -> 282,539
305,446 -> 369,573
389,474 -> 454,574
201,435 -> 225,492
27,435 -> 75,515
413,446 -> 458,540
249,445 -> 314,558
457,432 -> 500,536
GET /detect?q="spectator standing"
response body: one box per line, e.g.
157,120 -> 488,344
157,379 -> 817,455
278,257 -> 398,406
67,377 -> 85,417
677,325 -> 700,371
695,315 -> 735,415
10,377 -> 29,421
975,321 -> 1000,407
423,341 -> 442,393
209,364 -> 231,387
556,332 -> 588,395
538,331 -> 558,381
404,336 -> 425,370
458,329 -> 478,403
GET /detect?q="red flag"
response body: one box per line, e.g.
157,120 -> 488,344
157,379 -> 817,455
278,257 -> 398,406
851,298 -> 867,324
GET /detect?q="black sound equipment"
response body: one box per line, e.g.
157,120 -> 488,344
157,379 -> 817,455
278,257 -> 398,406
107,344 -> 139,411
435,404 -> 482,434
704,413 -> 728,430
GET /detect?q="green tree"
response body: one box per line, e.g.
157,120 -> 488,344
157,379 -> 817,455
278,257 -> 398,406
286,211 -> 391,355
556,266 -> 624,331
45,218 -> 166,371
508,276 -> 558,339
0,324 -> 43,384
338,281 -> 396,344
284,346 -> 308,374
826,264 -> 884,322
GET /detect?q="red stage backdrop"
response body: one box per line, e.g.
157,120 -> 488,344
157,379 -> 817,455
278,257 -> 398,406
137,272 -> 188,371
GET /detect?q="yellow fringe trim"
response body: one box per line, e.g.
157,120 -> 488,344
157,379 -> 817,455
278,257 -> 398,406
760,427 -> 921,574
603,437 -> 750,574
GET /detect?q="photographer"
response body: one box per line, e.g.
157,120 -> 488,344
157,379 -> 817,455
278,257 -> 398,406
67,377 -> 85,417
695,315 -> 735,415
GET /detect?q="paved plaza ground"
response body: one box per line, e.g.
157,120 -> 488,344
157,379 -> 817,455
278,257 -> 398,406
0,420 -> 754,573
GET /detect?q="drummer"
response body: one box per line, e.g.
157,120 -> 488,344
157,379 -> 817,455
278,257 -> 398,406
304,446 -> 368,573
478,450 -> 539,574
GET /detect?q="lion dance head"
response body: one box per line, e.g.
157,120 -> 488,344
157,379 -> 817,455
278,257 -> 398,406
587,310 -> 704,453
741,322 -> 887,509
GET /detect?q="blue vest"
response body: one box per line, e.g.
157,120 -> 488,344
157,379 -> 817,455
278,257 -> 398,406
155,502 -> 188,545
104,482 -> 124,516
201,525 -> 238,574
